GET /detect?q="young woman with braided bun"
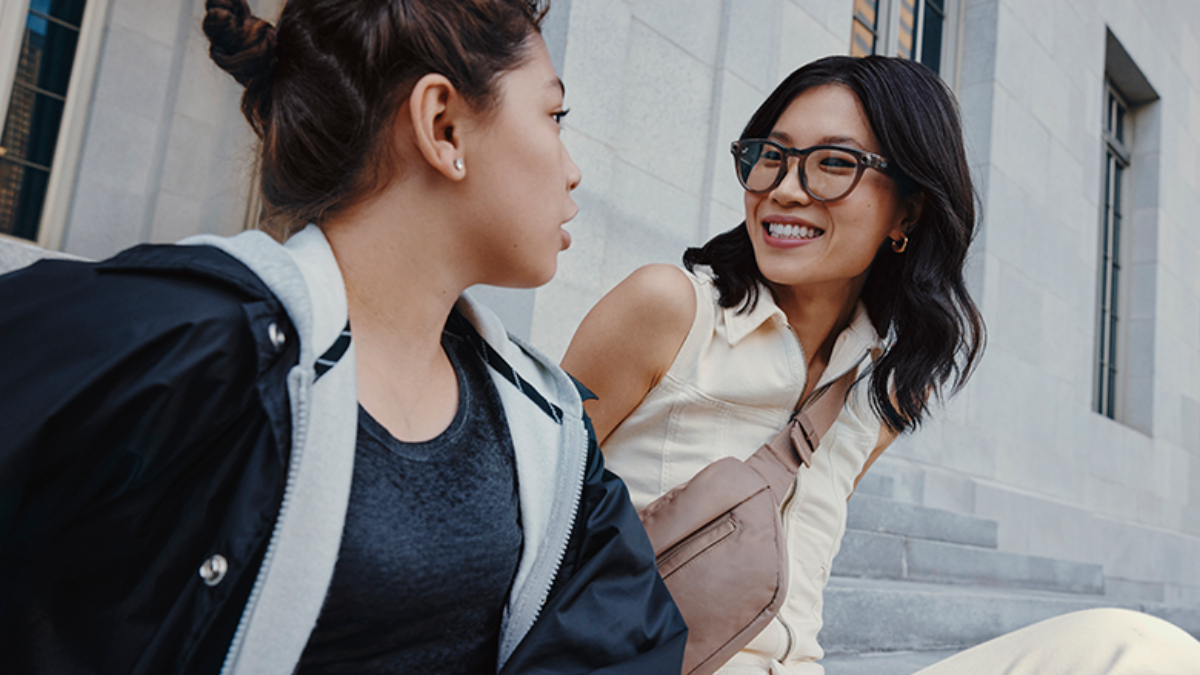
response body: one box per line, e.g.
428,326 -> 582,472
0,1 -> 685,673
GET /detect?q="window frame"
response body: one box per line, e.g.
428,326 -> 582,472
1094,82 -> 1131,420
0,0 -> 110,249
1090,28 -> 1160,434
850,0 -> 963,86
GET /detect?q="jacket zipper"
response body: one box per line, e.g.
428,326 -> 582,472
220,372 -> 311,674
530,420 -> 587,622
496,381 -> 590,669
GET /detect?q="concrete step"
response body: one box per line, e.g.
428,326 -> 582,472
853,471 -> 895,499
1146,603 -> 1200,640
824,488 -> 1200,669
821,649 -> 963,675
846,493 -> 998,548
819,578 -> 1200,668
832,530 -> 1106,595
818,577 -> 1128,655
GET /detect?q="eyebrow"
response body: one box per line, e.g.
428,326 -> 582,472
551,77 -> 565,95
818,135 -> 864,148
766,131 -> 865,149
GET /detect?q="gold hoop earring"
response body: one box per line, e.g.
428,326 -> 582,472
891,234 -> 908,253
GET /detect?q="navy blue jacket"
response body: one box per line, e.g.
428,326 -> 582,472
0,243 -> 685,674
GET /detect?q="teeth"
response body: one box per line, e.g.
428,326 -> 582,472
767,223 -> 822,239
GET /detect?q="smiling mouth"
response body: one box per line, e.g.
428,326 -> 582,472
766,222 -> 824,240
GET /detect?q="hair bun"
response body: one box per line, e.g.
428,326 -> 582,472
203,0 -> 276,89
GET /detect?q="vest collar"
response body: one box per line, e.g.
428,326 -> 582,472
721,287 -> 788,347
721,284 -> 885,382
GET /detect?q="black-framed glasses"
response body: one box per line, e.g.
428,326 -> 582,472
731,139 -> 891,202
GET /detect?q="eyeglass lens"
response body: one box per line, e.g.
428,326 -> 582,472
735,141 -> 863,200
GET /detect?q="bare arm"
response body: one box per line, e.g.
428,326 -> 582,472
562,264 -> 697,445
851,384 -> 918,497
852,424 -> 898,497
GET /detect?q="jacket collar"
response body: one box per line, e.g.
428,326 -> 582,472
456,292 -> 588,668
180,225 -> 357,675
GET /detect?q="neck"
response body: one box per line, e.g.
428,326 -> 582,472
321,177 -> 477,441
325,187 -> 470,353
770,275 -> 865,381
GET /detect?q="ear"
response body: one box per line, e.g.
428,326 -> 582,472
890,192 -> 925,239
407,73 -> 468,181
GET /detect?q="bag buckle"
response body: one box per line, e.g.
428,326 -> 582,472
789,414 -> 818,467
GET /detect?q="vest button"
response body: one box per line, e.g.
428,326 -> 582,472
199,554 -> 228,586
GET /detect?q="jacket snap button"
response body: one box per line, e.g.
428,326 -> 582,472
267,322 -> 286,350
199,554 -> 228,586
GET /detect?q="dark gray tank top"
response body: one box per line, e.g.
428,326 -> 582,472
297,310 -> 522,674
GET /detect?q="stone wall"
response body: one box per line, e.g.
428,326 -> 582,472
878,0 -> 1200,609
57,0 -> 283,259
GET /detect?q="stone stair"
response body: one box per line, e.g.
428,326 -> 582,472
832,493 -> 1103,595
816,473 -> 1200,673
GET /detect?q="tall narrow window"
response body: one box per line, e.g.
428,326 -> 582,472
896,0 -> 917,60
1095,83 -> 1130,419
851,0 -> 881,58
0,0 -> 86,241
1092,29 -> 1159,432
849,0 -> 952,78
918,0 -> 945,73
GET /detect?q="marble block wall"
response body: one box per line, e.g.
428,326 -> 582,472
867,0 -> 1200,609
58,0 -> 284,258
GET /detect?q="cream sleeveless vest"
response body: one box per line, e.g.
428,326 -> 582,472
603,269 -> 884,675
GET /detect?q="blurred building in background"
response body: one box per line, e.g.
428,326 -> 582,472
2,0 -> 1198,666
0,0 -> 278,252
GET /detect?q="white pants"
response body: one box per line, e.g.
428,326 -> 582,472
913,608 -> 1200,675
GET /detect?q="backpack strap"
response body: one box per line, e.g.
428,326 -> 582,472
745,364 -> 860,500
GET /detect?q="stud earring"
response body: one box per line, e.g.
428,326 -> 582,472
454,158 -> 464,172
891,234 -> 908,253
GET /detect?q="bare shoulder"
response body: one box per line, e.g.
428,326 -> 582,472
611,263 -> 697,329
562,264 -> 698,443
565,263 -> 696,364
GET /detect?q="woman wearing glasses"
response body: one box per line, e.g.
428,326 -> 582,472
563,55 -> 1200,674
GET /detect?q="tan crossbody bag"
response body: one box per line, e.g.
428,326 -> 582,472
638,368 -> 857,675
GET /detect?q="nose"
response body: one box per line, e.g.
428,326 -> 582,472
564,145 -> 582,192
771,155 -> 812,206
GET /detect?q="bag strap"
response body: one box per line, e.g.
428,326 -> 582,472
745,361 -> 861,499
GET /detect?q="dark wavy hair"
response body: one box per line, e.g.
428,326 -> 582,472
684,56 -> 985,433
202,0 -> 549,235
